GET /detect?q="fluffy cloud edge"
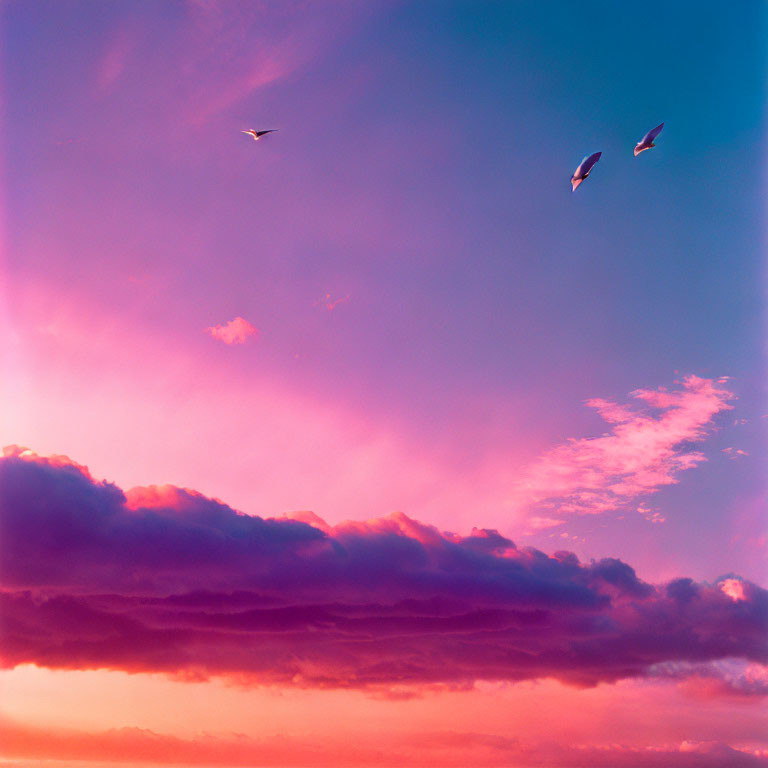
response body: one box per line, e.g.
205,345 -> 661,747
1,445 -> 766,693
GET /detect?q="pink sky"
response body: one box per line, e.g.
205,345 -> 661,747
1,280 -> 755,578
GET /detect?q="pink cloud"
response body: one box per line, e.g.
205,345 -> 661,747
96,25 -> 136,93
0,716 -> 386,767
527,516 -> 566,530
512,376 -> 734,516
1,716 -> 766,768
315,293 -> 350,312
638,504 -> 666,524
205,317 -> 258,345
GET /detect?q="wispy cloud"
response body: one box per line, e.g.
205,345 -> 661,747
315,292 -> 350,312
206,317 -> 258,344
182,1 -> 379,125
638,503 -> 666,524
512,376 -> 734,516
96,24 -> 137,93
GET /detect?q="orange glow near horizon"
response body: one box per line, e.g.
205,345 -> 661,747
2,664 -> 766,754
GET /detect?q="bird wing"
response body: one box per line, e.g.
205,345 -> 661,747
256,130 -> 278,137
571,152 -> 601,190
641,123 -> 664,144
581,151 -> 602,176
573,155 -> 589,179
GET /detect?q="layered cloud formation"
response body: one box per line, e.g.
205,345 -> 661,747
1,446 -> 765,692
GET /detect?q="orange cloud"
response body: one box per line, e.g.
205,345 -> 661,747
721,578 -> 747,602
205,317 -> 258,345
2,716 -> 765,767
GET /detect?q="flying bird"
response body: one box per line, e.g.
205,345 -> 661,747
570,152 -> 602,191
634,123 -> 664,156
242,129 -> 278,141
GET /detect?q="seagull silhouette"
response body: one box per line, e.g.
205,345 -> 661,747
242,129 -> 278,141
634,123 -> 664,156
570,152 -> 602,191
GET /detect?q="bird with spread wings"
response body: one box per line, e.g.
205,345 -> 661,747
634,123 -> 664,156
570,151 -> 602,191
242,129 -> 278,141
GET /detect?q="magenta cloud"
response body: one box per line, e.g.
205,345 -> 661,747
1,446 -> 765,691
514,375 -> 734,515
205,317 -> 258,344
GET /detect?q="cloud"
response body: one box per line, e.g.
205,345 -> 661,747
0,716 -> 384,767
96,23 -> 137,93
638,504 -> 666,524
181,1 -> 379,125
205,317 -> 258,344
315,293 -> 350,312
1,716 -> 766,768
512,376 -> 734,516
1,446 -> 766,692
721,578 -> 748,602
649,659 -> 768,699
412,733 -> 768,768
526,516 -> 566,530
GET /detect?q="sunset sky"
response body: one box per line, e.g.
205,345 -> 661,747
1,1 -> 767,766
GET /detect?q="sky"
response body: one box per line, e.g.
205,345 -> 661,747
0,1 -> 766,766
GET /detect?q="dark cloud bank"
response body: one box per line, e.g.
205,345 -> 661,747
1,447 -> 766,691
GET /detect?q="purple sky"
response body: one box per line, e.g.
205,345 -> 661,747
2,0 -> 766,579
